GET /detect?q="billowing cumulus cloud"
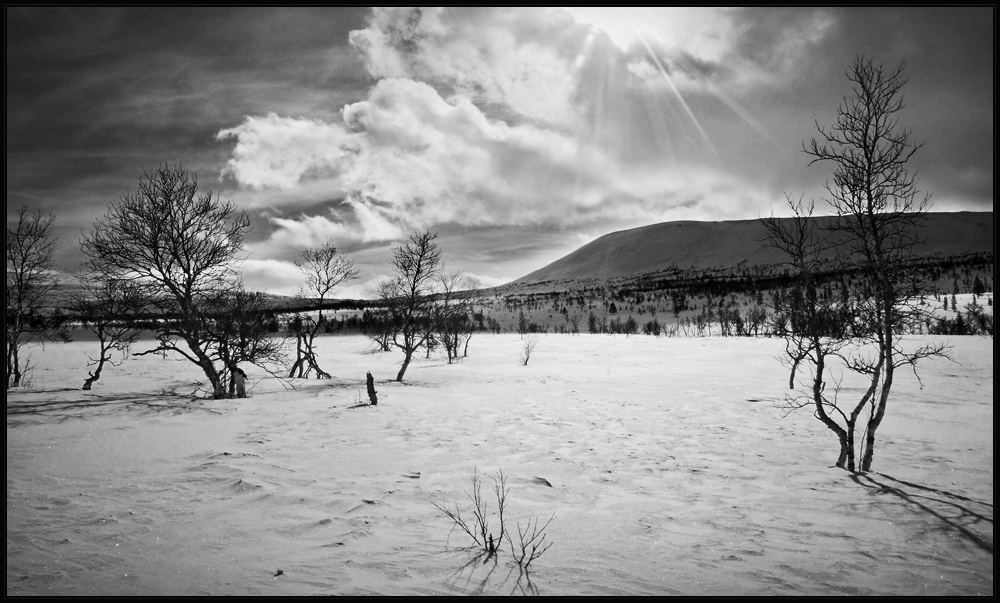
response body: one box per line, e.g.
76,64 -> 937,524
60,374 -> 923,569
214,7 -> 862,257
217,113 -> 359,189
218,6 -> 991,296
348,7 -> 584,127
221,73 -> 766,247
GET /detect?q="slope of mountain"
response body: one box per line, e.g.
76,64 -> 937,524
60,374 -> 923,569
514,212 -> 994,285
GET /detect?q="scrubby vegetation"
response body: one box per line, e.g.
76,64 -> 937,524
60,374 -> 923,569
11,167 -> 993,399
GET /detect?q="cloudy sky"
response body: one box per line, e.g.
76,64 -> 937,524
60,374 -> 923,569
7,7 -> 993,297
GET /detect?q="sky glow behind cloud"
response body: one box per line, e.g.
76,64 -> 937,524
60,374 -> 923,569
6,7 -> 994,297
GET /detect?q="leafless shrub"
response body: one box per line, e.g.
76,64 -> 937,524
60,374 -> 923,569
432,467 -> 508,556
506,513 -> 555,569
518,336 -> 538,366
433,468 -> 555,568
17,355 -> 36,389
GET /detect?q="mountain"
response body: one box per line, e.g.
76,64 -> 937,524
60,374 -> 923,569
514,211 -> 994,285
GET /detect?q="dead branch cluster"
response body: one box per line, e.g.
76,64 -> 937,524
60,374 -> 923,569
432,468 -> 554,570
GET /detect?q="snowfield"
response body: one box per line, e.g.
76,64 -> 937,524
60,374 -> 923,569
6,332 -> 993,595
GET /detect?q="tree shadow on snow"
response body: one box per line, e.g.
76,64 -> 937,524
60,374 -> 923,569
850,472 -> 994,555
6,386 -> 223,425
437,546 -> 542,596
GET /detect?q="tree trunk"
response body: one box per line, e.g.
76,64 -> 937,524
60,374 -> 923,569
396,353 -> 411,381
191,346 -> 225,399
212,378 -> 226,399
303,331 -> 331,379
845,420 -> 856,472
811,351 -> 849,469
861,376 -> 893,472
289,334 -> 306,378
836,433 -> 849,470
7,341 -> 22,388
366,372 -> 378,405
82,355 -> 107,390
308,354 -> 332,379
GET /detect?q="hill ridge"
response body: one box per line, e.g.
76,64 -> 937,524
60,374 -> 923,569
514,211 -> 994,285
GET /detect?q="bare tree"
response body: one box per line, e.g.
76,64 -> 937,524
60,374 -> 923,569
460,279 -> 485,358
70,272 -> 145,390
435,273 -> 482,364
765,56 -> 950,472
288,240 -> 359,378
963,298 -> 994,337
519,336 -> 538,366
763,197 -> 858,468
6,206 -> 70,388
379,231 -> 442,381
81,165 -> 251,399
361,307 -> 395,352
207,281 -> 289,397
432,467 -> 509,556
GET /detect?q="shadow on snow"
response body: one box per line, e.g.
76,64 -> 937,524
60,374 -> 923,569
851,472 -> 994,555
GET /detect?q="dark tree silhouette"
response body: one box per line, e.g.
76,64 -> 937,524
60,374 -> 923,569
379,231 -> 442,381
70,272 -> 145,390
289,240 -> 359,379
434,273 -> 482,363
81,166 -> 251,399
764,56 -> 949,472
207,281 -> 289,397
6,206 -> 70,388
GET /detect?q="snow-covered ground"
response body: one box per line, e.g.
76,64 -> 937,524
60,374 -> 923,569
6,333 -> 993,595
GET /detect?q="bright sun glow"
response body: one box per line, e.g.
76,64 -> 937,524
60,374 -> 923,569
562,6 -> 733,62
563,6 -> 642,51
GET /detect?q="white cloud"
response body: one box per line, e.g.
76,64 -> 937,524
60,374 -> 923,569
222,76 -> 772,238
461,272 -> 512,289
267,213 -> 357,248
348,7 -> 582,127
216,113 -> 358,189
627,60 -> 660,82
336,274 -> 393,301
240,258 -> 302,297
260,201 -> 404,253
217,7 -> 787,259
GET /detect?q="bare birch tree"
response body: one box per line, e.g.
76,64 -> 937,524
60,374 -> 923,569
6,206 -> 70,388
289,240 -> 359,378
207,281 -> 289,396
765,56 -> 949,472
379,231 -> 442,381
70,272 -> 145,390
81,165 -> 251,399
435,272 -> 481,364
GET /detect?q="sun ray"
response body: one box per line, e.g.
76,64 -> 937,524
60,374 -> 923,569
633,26 -> 719,160
639,83 -> 678,166
657,42 -> 782,150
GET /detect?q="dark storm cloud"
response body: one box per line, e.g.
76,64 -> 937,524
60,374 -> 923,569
6,10 -> 370,164
6,6 -> 372,270
723,6 -> 994,208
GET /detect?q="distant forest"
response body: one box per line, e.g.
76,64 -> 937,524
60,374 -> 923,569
58,250 -> 993,340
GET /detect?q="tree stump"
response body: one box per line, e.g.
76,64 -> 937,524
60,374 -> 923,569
366,372 -> 378,406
